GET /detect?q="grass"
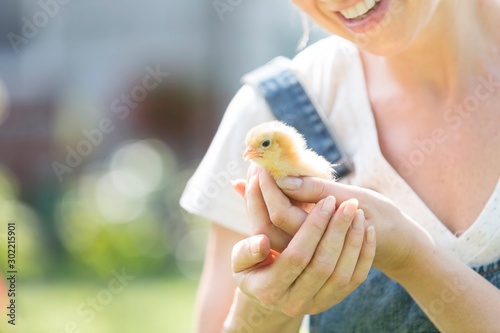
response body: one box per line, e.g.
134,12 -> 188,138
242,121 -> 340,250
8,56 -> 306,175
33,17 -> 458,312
0,276 -> 198,333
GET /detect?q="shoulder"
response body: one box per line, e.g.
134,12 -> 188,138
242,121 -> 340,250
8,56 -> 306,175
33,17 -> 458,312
292,35 -> 358,66
233,36 -> 359,114
291,36 -> 359,85
288,36 -> 363,114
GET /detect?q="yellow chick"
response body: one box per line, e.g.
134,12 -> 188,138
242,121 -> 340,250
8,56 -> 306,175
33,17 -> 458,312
243,121 -> 335,180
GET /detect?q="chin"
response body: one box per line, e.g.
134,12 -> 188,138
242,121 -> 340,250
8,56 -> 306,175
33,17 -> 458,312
355,31 -> 422,57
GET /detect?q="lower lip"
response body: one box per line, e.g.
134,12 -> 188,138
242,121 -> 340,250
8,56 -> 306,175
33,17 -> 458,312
335,0 -> 391,34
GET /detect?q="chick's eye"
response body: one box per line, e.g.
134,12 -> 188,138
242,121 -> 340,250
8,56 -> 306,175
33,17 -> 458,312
261,139 -> 271,148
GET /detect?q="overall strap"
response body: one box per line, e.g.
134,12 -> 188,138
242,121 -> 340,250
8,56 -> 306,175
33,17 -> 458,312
242,56 -> 353,178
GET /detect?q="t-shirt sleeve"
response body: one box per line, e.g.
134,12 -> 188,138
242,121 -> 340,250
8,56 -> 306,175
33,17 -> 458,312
180,36 -> 357,235
179,84 -> 275,235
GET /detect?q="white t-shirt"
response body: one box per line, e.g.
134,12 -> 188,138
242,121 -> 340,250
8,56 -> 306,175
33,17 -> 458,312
180,36 -> 500,267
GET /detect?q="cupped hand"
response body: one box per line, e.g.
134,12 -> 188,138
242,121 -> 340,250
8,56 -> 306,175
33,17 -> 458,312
231,192 -> 376,316
242,165 -> 317,251
274,175 -> 434,275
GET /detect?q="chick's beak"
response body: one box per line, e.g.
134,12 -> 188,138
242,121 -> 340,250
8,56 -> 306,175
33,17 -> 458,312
243,146 -> 262,161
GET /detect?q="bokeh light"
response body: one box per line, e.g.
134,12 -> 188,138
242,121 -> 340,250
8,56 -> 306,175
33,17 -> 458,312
109,139 -> 176,198
53,139 -> 188,277
95,171 -> 147,223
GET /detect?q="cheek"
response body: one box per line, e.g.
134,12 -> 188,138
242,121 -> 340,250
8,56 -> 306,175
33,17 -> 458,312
293,0 -> 349,37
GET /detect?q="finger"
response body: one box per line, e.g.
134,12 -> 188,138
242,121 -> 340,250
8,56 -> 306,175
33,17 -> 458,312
306,202 -> 366,309
259,170 -> 308,235
316,221 -> 376,305
246,170 -> 292,251
232,235 -> 274,273
277,177 -> 366,206
269,196 -> 336,289
328,206 -> 366,286
231,179 -> 246,197
350,225 -> 376,285
245,172 -> 271,231
288,199 -> 357,298
246,163 -> 261,180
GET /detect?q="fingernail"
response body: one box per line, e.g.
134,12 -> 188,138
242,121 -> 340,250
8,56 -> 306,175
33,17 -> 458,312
250,236 -> 262,255
343,199 -> 358,218
366,225 -> 375,244
321,196 -> 336,215
276,177 -> 303,190
353,209 -> 364,230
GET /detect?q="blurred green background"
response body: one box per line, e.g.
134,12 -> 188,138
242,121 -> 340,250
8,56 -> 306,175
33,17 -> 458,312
0,0 -> 327,332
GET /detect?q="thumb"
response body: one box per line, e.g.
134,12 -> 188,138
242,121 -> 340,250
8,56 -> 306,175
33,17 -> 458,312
231,235 -> 277,273
277,176 -> 364,205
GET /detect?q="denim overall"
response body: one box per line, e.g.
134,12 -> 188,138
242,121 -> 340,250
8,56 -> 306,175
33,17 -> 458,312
243,57 -> 500,332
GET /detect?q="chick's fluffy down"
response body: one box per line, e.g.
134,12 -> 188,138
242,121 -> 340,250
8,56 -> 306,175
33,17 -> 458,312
244,121 -> 335,180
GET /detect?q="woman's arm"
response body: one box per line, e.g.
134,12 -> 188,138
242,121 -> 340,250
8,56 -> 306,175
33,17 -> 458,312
389,237 -> 500,333
277,175 -> 500,333
196,223 -> 245,333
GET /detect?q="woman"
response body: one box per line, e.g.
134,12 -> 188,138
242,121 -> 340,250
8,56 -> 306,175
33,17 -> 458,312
180,0 -> 500,332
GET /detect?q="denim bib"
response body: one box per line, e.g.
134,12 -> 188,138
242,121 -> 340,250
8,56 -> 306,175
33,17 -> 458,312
242,57 -> 500,332
310,259 -> 500,333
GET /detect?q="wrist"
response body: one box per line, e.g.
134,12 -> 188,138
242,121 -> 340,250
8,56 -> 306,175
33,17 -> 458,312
384,230 -> 437,283
223,288 -> 302,333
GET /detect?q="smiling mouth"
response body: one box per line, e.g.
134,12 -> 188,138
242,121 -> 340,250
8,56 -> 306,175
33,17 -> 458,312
339,0 -> 382,20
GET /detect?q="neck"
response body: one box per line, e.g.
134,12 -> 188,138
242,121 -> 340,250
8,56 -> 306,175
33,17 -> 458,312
362,0 -> 500,104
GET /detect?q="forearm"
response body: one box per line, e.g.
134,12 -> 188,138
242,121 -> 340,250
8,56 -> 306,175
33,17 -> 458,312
196,267 -> 236,333
196,223 -> 247,333
388,238 -> 500,333
223,289 -> 303,333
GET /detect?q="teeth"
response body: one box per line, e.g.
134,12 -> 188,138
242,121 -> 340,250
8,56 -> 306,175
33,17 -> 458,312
340,0 -> 378,20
